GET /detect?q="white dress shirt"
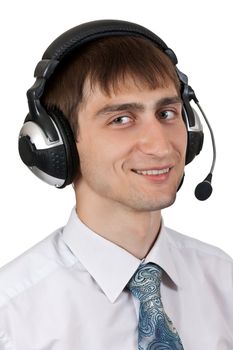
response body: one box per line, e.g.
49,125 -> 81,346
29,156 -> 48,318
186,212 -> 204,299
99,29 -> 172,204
0,208 -> 232,349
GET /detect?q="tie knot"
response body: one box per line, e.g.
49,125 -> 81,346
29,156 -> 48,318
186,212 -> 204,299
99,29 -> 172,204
127,263 -> 162,303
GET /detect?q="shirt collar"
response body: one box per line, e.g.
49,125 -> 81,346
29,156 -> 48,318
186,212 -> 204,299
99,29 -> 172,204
62,208 -> 180,303
144,221 -> 181,288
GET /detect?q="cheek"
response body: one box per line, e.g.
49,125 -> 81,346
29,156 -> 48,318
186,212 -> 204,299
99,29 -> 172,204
76,134 -> 120,173
176,123 -> 188,155
167,124 -> 187,166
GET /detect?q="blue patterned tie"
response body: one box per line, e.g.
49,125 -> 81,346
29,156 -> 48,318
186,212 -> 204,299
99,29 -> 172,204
127,263 -> 184,349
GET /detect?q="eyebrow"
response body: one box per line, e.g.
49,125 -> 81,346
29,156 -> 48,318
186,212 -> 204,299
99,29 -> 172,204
95,96 -> 183,117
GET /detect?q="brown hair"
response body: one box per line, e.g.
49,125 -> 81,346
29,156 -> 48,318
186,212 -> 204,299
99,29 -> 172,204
42,35 -> 181,138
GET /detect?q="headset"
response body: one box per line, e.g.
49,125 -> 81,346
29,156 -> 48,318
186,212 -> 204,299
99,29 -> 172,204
18,19 -> 215,200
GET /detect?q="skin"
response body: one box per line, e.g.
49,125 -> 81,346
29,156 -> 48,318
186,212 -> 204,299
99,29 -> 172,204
74,77 -> 187,259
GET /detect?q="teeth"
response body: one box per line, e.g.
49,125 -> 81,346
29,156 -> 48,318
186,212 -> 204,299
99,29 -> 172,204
135,168 -> 169,175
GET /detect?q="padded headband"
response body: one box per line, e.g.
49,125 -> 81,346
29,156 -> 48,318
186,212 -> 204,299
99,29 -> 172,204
42,20 -> 178,64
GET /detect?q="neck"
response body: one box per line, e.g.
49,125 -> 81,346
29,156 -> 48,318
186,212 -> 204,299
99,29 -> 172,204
75,185 -> 162,260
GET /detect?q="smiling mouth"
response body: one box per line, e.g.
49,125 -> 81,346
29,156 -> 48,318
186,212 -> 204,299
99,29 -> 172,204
132,168 -> 170,176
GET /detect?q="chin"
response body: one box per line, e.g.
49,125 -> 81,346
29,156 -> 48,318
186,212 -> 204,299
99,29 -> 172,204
126,192 -> 177,212
157,194 -> 177,210
152,194 -> 177,211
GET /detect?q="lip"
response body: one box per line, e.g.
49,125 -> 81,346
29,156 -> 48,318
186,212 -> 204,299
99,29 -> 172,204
131,166 -> 172,182
131,165 -> 173,172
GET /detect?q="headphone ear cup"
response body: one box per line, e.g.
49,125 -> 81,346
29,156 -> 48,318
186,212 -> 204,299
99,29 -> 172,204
48,107 -> 79,187
18,108 -> 78,188
183,107 -> 204,165
186,130 -> 204,165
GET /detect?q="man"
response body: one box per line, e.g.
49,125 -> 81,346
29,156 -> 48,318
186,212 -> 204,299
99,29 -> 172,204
0,20 -> 232,349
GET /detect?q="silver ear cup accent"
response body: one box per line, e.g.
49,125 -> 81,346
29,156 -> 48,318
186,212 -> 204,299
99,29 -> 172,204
183,107 -> 203,133
29,167 -> 65,187
19,120 -> 63,149
183,106 -> 204,165
19,120 -> 66,187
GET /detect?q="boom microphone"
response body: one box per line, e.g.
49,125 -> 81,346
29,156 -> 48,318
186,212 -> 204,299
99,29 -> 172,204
194,102 -> 216,201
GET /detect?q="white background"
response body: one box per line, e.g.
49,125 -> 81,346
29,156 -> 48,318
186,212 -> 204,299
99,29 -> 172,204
0,0 -> 232,267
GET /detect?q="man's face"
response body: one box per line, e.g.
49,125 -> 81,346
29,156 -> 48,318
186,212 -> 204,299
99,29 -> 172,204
75,78 -> 187,212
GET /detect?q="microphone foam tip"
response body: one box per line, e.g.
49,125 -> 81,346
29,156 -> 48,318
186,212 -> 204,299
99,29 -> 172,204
195,181 -> 213,201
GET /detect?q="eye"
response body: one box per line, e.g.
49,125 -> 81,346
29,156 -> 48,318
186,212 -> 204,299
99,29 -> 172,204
110,115 -> 133,125
159,110 -> 176,120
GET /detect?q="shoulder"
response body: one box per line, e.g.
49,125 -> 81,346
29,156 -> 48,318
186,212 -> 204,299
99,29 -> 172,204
164,226 -> 233,296
165,225 -> 233,265
0,227 -> 75,308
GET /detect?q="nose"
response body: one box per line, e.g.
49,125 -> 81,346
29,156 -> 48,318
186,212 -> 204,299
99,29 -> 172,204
136,118 -> 173,158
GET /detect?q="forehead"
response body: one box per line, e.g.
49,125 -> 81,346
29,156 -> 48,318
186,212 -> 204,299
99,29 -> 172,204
80,75 -> 180,112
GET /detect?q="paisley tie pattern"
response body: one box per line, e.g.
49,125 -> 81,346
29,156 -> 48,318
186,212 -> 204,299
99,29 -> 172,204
127,263 -> 184,350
